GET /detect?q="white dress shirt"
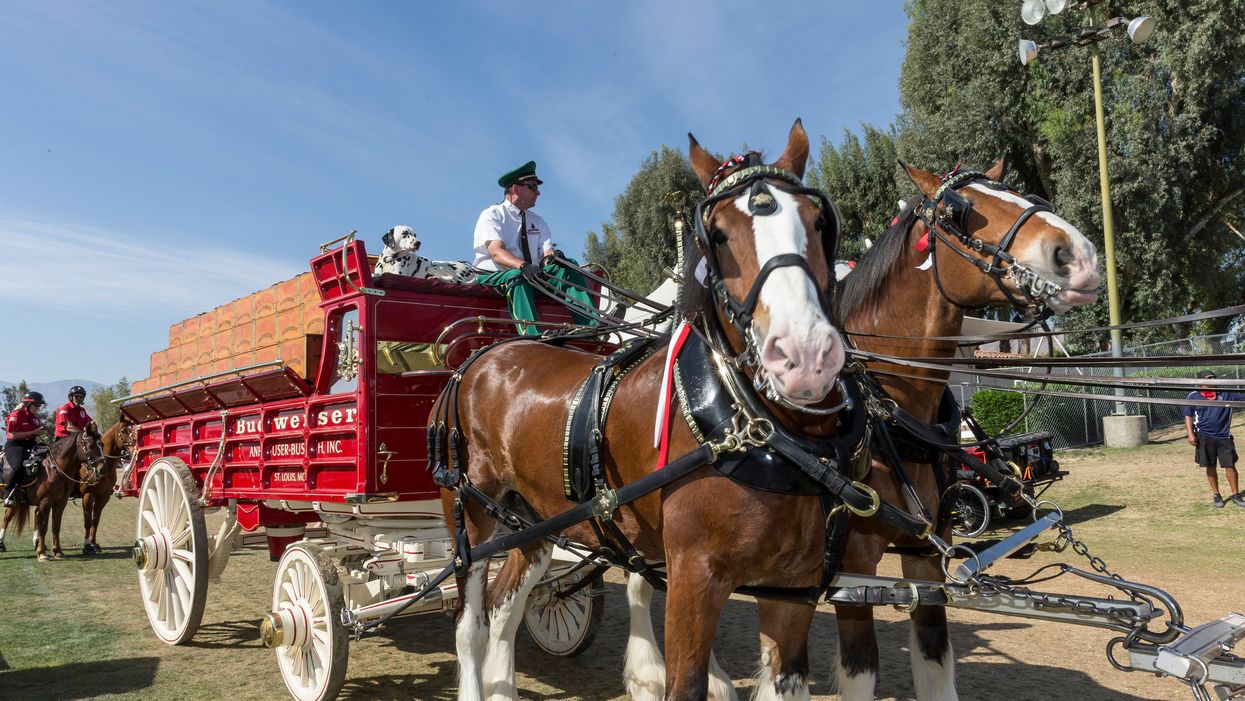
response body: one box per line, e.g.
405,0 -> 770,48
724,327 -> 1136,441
472,201 -> 551,271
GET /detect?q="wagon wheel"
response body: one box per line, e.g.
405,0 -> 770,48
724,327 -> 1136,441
523,568 -> 604,656
947,483 -> 990,539
133,457 -> 209,644
265,543 -> 349,701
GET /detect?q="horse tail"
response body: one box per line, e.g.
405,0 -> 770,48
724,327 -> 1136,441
11,502 -> 30,537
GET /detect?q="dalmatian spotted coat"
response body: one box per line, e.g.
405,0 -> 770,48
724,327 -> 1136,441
373,226 -> 477,284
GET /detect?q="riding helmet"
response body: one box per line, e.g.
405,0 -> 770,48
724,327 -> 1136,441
23,390 -> 45,406
69,385 -> 86,396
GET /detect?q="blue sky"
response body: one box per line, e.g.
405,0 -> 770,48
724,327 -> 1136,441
0,1 -> 908,384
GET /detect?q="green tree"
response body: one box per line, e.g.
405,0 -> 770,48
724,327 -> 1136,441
90,377 -> 130,431
1,384 -> 19,416
897,0 -> 1245,349
583,146 -> 705,292
808,125 -> 905,261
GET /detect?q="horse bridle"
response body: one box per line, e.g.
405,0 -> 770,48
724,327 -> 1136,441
916,169 -> 1101,318
693,159 -> 844,396
76,431 -> 106,482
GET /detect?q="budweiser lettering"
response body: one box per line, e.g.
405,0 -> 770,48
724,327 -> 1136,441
232,404 -> 357,435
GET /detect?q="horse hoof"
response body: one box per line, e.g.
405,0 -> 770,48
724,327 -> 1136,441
0,542 -> 6,552
37,554 -> 50,562
83,546 -> 95,557
91,543 -> 104,554
52,552 -> 65,560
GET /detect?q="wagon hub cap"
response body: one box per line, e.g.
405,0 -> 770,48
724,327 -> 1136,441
133,533 -> 172,571
263,605 -> 312,650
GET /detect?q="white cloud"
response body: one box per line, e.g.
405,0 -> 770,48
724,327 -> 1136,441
0,214 -> 300,316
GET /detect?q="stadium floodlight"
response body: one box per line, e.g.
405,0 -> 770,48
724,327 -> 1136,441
1043,0 -> 1068,15
1021,0 -> 1048,25
1127,16 -> 1156,44
1018,39 -> 1040,66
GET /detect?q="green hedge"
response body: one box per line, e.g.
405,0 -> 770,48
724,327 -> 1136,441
970,388 -> 1025,435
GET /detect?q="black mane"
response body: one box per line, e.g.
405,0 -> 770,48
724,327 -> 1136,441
834,205 -> 918,325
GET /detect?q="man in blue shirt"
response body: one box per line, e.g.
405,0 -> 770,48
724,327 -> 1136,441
1183,370 -> 1245,508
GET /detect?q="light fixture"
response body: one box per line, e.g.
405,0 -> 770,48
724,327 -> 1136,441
1018,39 -> 1040,65
1021,0 -> 1048,25
1127,16 -> 1156,44
1043,0 -> 1068,15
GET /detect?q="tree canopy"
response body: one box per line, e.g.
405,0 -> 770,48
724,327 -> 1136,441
584,146 -> 704,293
90,378 -> 130,432
894,0 -> 1245,345
582,1 -> 1244,347
807,125 -> 904,261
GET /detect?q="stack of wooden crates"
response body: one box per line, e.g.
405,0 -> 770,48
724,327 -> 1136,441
129,272 -> 324,395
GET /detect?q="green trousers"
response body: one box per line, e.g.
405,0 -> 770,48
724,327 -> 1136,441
476,261 -> 596,336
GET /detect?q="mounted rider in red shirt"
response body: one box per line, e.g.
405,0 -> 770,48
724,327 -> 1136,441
55,385 -> 94,438
4,390 -> 49,506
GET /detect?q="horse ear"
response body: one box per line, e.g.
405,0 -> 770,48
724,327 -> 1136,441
688,133 -> 719,192
899,160 -> 942,198
771,118 -> 809,179
984,155 -> 1008,182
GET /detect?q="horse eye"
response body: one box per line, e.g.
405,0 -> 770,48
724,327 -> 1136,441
710,229 -> 728,245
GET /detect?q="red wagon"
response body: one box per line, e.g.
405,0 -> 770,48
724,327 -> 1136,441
119,233 -> 609,700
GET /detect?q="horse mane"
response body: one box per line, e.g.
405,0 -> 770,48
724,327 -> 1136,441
834,204 -> 919,325
675,220 -> 708,323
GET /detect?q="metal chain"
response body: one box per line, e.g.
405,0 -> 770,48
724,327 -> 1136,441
955,500 -> 1147,630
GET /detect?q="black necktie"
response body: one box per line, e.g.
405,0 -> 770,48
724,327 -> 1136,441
519,209 -> 533,265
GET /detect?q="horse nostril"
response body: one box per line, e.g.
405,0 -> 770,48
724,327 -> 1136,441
1054,246 -> 1074,269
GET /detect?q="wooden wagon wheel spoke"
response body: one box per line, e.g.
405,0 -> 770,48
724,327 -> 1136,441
134,458 -> 207,645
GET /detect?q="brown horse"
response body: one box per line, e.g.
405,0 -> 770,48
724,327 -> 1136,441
831,159 -> 1101,700
79,417 -> 134,556
620,158 -> 1103,700
1,429 -> 106,560
434,121 -> 858,701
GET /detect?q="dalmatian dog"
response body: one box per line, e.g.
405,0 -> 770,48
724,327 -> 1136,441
373,226 -> 477,284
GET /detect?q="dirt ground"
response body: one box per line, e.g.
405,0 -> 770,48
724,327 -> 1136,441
2,418 -> 1243,700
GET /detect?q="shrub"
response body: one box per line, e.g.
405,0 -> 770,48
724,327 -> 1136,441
970,388 -> 1025,435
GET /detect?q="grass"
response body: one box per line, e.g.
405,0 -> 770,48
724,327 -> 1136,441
0,415 -> 1242,699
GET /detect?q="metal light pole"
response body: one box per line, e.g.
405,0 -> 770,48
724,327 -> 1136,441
1090,42 -> 1127,414
1018,0 -> 1156,415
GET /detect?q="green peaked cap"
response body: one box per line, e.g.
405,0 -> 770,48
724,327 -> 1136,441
498,161 -> 543,189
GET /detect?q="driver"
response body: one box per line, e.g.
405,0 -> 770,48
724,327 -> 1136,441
55,385 -> 95,438
472,161 -> 595,335
4,391 -> 48,506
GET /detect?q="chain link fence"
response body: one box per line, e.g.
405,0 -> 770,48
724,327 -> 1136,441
951,334 -> 1242,450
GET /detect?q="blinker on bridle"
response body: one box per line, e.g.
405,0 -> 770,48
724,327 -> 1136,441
916,169 -> 1099,318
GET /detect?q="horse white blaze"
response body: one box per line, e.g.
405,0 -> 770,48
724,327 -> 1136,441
968,185 -> 1101,312
483,545 -> 551,701
734,190 -> 844,403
